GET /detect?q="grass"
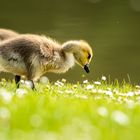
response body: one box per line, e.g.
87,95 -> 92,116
0,77 -> 140,140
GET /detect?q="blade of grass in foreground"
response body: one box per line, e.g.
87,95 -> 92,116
0,79 -> 140,140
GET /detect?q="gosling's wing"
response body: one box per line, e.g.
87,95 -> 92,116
0,36 -> 39,63
39,43 -> 54,59
0,35 -> 54,62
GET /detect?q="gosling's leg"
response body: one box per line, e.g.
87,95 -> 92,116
30,80 -> 35,90
26,66 -> 36,90
15,75 -> 21,88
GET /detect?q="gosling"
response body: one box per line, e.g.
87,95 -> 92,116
0,34 -> 93,89
0,28 -> 19,41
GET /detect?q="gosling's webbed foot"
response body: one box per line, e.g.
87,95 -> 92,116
30,80 -> 36,90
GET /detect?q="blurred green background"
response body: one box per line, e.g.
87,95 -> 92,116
0,0 -> 140,84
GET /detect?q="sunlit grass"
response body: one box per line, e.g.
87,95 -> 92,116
0,77 -> 140,140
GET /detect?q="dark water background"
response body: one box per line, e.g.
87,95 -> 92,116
0,0 -> 140,84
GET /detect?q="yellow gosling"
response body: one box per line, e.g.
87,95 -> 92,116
0,34 -> 93,89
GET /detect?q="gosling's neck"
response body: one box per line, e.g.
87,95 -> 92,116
57,41 -> 79,72
43,49 -> 75,74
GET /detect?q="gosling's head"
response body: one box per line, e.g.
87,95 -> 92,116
62,40 -> 93,73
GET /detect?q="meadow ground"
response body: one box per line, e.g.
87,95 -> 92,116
0,77 -> 140,140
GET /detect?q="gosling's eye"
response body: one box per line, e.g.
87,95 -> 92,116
87,53 -> 91,59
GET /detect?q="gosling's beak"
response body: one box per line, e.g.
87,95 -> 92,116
84,64 -> 90,73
